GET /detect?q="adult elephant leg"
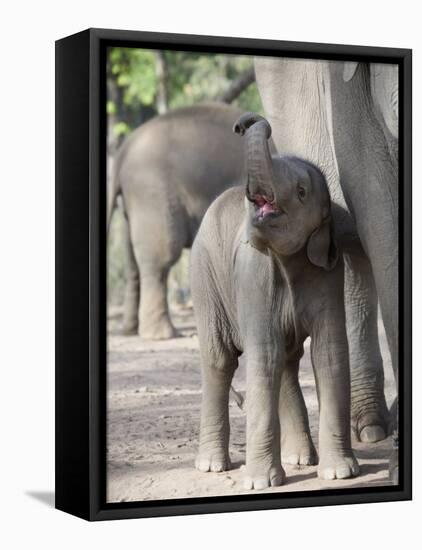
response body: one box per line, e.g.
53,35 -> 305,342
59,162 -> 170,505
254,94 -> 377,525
329,61 -> 399,479
366,229 -> 399,481
344,250 -> 390,442
137,260 -> 178,340
129,218 -> 185,340
120,213 -> 140,335
280,357 -> 317,465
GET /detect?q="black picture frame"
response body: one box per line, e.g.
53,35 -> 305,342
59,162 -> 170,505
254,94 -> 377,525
55,27 -> 412,521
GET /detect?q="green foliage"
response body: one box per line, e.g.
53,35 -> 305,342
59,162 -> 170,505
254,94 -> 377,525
235,80 -> 263,114
109,48 -> 158,107
106,100 -> 116,115
107,47 -> 263,134
113,121 -> 131,138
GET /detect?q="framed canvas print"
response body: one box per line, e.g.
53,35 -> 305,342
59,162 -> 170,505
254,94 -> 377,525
55,28 -> 412,521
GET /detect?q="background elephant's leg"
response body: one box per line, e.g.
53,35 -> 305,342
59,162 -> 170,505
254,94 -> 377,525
280,358 -> 317,465
127,192 -> 187,340
344,252 -> 390,442
137,261 -> 177,340
120,214 -> 140,335
195,352 -> 236,473
130,233 -> 183,340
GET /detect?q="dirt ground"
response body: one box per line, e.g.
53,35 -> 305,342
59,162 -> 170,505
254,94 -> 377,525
107,306 -> 397,503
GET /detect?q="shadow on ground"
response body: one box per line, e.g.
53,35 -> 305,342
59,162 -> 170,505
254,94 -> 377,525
26,491 -> 55,508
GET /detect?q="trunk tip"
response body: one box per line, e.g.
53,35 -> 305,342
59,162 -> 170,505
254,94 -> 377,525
233,112 -> 272,139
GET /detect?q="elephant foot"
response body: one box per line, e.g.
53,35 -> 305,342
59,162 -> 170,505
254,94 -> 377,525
352,407 -> 389,443
281,432 -> 318,466
359,425 -> 386,443
318,451 -> 359,480
115,324 -> 138,336
351,385 -> 390,443
195,449 -> 231,473
243,464 -> 285,490
139,320 -> 178,341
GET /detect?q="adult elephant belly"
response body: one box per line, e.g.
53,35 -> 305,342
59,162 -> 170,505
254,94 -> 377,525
113,102 -> 245,340
255,57 -> 391,445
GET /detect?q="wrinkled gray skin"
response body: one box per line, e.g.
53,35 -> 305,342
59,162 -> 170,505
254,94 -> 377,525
108,103 -> 246,340
191,113 -> 359,489
254,59 -> 398,460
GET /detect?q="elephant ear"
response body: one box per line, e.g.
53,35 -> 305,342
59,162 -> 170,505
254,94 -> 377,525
307,217 -> 339,271
343,62 -> 359,82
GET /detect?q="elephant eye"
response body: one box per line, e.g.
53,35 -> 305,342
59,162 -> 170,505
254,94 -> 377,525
298,186 -> 306,201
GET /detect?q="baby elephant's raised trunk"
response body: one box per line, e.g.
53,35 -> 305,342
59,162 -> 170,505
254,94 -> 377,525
233,113 -> 275,202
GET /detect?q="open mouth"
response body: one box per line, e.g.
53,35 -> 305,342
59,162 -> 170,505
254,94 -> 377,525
251,195 -> 282,221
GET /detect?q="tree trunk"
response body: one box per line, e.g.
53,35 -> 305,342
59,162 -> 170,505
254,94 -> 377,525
155,51 -> 169,114
218,67 -> 255,104
107,73 -> 125,156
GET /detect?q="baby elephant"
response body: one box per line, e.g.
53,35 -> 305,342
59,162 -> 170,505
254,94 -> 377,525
191,113 -> 359,490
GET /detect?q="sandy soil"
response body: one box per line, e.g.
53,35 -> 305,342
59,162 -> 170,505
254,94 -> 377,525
107,307 -> 397,503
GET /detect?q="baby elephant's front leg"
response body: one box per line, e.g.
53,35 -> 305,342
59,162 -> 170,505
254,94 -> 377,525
312,315 -> 359,480
196,356 -> 235,473
244,354 -> 285,490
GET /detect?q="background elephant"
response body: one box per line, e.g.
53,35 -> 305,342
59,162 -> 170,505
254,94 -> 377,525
107,102 -> 246,340
254,58 -> 398,469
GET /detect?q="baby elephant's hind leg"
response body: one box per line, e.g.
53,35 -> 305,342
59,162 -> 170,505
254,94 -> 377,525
196,349 -> 237,473
280,358 -> 317,466
311,323 -> 359,480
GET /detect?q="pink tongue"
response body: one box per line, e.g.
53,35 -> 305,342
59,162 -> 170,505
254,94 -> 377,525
261,202 -> 275,215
